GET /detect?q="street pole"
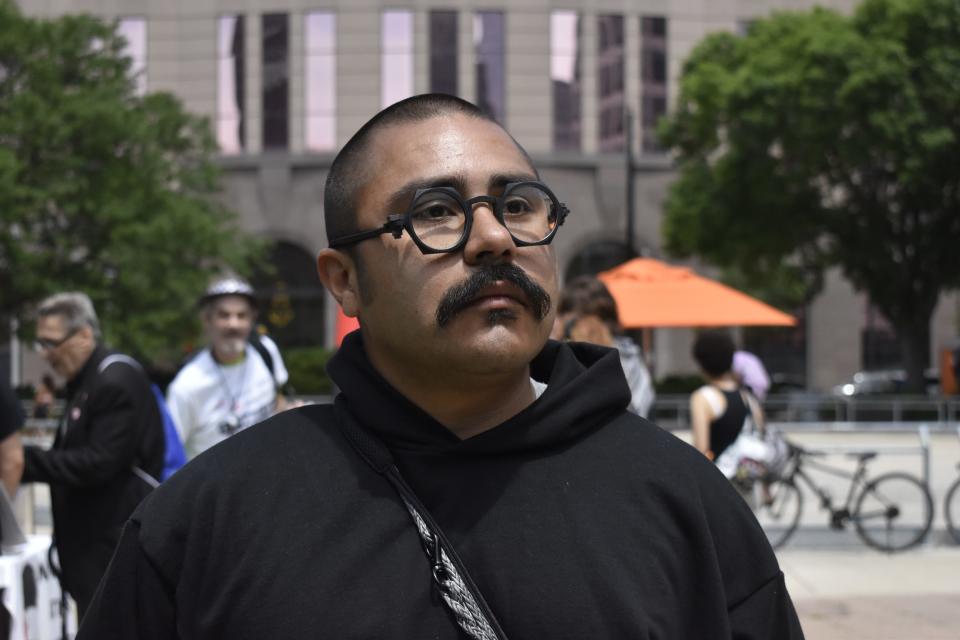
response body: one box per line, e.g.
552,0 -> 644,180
8,317 -> 20,385
625,107 -> 636,257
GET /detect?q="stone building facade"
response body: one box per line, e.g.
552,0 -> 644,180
16,0 -> 959,390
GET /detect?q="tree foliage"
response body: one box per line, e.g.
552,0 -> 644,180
660,0 -> 960,389
0,3 -> 260,367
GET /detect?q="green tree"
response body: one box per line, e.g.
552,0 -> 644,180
660,0 -> 960,391
0,3 -> 260,368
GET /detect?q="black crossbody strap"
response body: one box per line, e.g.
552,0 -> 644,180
333,398 -> 510,640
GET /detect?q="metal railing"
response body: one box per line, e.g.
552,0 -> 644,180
653,393 -> 960,432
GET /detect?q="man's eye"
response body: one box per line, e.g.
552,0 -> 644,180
504,198 -> 534,216
412,202 -> 459,220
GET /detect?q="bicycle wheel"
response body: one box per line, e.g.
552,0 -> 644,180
945,477 -> 960,545
853,472 -> 933,552
753,478 -> 803,550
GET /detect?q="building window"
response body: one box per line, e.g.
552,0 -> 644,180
262,13 -> 289,150
597,14 -> 625,152
429,11 -> 458,95
551,11 -> 581,151
640,16 -> 668,152
118,17 -> 147,96
305,12 -> 336,151
251,241 -> 328,353
382,10 -> 414,108
217,15 -> 245,154
474,11 -> 505,123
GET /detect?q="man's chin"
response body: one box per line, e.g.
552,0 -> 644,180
213,338 -> 247,360
438,313 -> 548,355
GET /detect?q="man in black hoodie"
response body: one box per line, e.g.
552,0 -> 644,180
79,95 -> 804,639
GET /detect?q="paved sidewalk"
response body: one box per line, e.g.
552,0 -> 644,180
779,544 -> 960,638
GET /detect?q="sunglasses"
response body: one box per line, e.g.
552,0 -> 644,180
34,327 -> 80,352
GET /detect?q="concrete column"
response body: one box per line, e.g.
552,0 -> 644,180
808,268 -> 863,391
580,11 -> 597,155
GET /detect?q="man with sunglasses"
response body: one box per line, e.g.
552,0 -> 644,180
80,95 -> 802,638
23,292 -> 164,620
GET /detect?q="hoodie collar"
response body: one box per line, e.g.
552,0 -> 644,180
327,331 -> 630,456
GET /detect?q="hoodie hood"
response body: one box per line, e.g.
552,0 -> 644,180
327,331 -> 631,456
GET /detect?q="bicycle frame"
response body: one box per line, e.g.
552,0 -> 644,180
785,452 -> 872,528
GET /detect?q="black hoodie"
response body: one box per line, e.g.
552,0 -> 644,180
79,333 -> 803,639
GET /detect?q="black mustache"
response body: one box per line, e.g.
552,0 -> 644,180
435,263 -> 551,328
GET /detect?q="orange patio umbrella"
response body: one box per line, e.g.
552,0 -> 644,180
597,258 -> 796,328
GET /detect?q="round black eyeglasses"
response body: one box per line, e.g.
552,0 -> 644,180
329,181 -> 570,255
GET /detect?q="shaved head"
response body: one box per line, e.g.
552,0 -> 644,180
323,94 -> 535,247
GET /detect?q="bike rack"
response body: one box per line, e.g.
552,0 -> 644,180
769,421 -> 934,486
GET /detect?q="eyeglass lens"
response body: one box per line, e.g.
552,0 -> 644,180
409,184 -> 559,251
34,329 -> 76,352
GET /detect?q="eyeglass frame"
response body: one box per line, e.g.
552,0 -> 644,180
328,180 -> 570,255
34,327 -> 80,353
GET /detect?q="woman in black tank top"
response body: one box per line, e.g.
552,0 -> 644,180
689,331 -> 761,461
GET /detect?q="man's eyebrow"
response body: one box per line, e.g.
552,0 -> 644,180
384,171 -> 542,212
487,172 -> 539,189
385,175 -> 470,212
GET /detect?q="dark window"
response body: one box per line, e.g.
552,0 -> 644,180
640,16 -> 668,153
743,315 -> 809,393
551,11 -> 581,151
217,15 -> 245,153
564,240 -> 636,281
474,12 -> 505,122
643,15 -> 667,37
430,11 -> 458,95
251,241 -> 327,350
262,13 -> 289,150
597,14 -> 624,152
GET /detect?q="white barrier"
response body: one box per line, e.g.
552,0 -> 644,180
0,536 -> 76,640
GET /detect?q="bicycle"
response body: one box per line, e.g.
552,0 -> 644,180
945,426 -> 960,545
749,441 -> 934,552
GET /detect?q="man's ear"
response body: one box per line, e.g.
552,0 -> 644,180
317,248 -> 361,317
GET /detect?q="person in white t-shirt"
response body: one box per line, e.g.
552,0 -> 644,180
166,276 -> 290,459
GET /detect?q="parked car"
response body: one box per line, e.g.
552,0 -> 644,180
831,368 -> 940,396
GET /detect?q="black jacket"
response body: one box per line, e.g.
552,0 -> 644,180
23,345 -> 164,614
79,334 -> 803,639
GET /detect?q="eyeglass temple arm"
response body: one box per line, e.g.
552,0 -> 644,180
328,215 -> 406,248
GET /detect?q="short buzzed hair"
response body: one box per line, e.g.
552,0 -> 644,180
324,94 -> 533,245
37,292 -> 102,340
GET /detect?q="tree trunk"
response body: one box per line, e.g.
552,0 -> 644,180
897,319 -> 931,394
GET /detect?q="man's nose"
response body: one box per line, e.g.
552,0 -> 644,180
462,203 -> 516,266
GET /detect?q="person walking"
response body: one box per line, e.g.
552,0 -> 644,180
22,292 -> 164,618
164,276 -> 291,459
732,349 -> 771,402
690,330 -> 764,463
79,95 -> 803,639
